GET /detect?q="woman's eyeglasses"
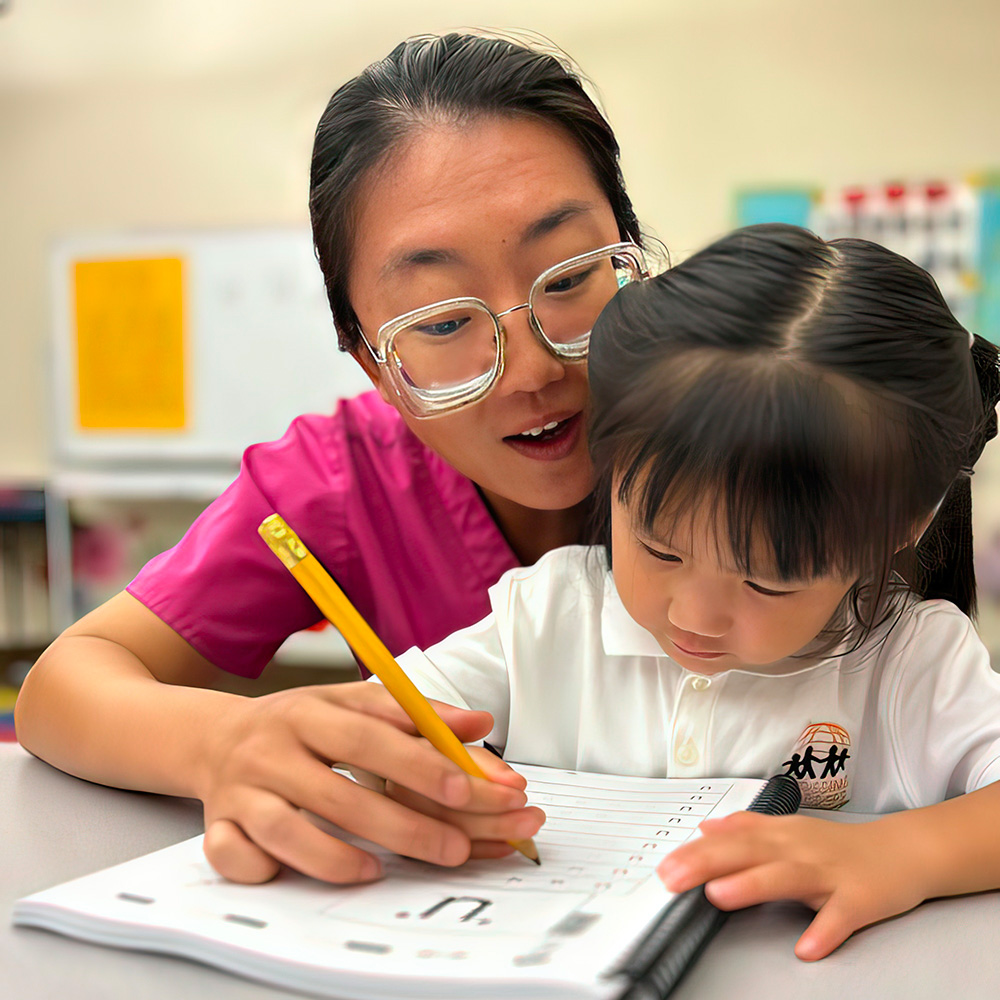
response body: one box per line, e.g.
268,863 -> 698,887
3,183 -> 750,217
359,243 -> 648,417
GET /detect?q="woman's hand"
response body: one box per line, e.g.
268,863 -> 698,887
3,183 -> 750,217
199,680 -> 544,885
16,595 -> 540,889
380,743 -> 546,860
656,811 -> 931,960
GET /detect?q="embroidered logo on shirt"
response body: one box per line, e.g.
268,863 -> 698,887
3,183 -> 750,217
781,722 -> 851,809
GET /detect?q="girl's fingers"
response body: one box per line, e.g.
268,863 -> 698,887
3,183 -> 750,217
703,860 -> 829,912
659,829 -> 773,893
203,818 -> 281,884
794,895 -> 860,961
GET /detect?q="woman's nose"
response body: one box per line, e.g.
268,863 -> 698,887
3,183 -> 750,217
495,304 -> 567,397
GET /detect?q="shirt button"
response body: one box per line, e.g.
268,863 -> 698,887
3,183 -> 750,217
675,744 -> 699,765
691,676 -> 711,691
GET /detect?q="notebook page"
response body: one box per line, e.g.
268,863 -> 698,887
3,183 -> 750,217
14,766 -> 765,1000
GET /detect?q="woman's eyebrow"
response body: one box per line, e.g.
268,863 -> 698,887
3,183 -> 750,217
378,200 -> 596,281
379,247 -> 460,280
518,200 -> 594,246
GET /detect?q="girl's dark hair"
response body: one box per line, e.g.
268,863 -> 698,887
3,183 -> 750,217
589,223 -> 1000,647
309,32 -> 642,352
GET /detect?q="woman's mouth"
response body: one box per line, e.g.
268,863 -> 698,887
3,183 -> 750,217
503,413 -> 582,461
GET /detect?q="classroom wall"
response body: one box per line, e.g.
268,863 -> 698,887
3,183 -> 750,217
3,0 -> 1000,480
4,0 -> 1000,651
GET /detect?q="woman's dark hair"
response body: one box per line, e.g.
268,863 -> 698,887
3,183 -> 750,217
589,223 -> 1000,647
309,32 -> 641,352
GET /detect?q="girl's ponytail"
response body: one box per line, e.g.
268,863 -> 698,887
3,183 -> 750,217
915,333 -> 1000,616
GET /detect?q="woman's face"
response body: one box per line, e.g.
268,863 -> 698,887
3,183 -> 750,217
348,116 -> 622,512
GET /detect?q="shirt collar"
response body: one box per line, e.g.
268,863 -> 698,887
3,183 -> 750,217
601,570 -> 671,658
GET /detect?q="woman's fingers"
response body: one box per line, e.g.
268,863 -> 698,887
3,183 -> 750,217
386,779 -> 546,843
462,743 -> 528,788
283,754 -> 540,865
292,697 -> 528,814
291,759 -> 477,866
199,683 -> 533,883
207,789 -> 385,884
315,681 -> 498,748
468,840 -> 518,860
216,740 -> 528,870
203,818 -> 281,884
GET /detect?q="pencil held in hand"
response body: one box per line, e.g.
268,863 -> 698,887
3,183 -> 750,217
258,513 -> 539,865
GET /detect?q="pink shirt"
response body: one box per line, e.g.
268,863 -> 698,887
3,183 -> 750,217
127,392 -> 520,678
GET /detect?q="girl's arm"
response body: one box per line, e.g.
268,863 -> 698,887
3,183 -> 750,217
657,781 -> 1000,961
14,591 -> 541,882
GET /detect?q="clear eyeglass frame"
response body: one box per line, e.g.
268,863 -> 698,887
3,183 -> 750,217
359,242 -> 648,418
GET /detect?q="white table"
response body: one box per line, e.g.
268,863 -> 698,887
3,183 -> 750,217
3,742 -> 998,999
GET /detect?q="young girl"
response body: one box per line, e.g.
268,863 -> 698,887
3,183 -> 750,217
379,223 -> 1000,960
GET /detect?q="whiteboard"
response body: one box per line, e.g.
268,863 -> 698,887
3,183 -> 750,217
51,228 -> 372,464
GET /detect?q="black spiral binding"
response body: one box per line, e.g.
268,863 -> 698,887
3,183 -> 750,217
617,775 -> 801,1000
747,774 -> 802,817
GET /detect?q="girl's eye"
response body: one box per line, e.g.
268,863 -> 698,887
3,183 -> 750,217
639,542 -> 681,563
543,264 -> 597,295
745,581 -> 796,597
414,316 -> 470,337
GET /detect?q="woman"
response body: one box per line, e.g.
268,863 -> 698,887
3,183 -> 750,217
16,33 -> 648,884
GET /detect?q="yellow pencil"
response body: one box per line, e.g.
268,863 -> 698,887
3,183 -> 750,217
258,513 -> 539,865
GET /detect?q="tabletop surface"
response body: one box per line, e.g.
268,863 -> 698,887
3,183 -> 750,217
3,741 -> 999,999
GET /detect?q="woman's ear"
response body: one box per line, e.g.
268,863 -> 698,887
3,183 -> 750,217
351,349 -> 393,406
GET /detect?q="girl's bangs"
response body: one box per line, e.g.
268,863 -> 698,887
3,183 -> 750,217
615,353 -> 920,585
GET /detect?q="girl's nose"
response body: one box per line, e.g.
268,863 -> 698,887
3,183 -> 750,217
495,305 -> 567,397
666,586 -> 732,639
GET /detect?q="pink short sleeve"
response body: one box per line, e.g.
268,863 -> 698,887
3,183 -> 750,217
127,392 -> 518,678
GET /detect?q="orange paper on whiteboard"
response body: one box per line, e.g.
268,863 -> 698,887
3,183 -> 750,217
74,257 -> 187,430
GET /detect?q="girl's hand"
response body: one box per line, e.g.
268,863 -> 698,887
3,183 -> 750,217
198,681 -> 543,885
656,812 -> 931,960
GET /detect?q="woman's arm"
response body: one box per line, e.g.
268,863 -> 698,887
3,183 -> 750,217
657,781 -> 1000,960
15,592 -> 541,882
16,592 -> 237,796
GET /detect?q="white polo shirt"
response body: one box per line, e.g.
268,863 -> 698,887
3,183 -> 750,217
395,545 -> 1000,812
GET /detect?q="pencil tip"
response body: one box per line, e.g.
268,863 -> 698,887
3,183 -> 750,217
511,837 -> 539,864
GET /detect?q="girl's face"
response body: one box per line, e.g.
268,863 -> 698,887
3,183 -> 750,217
610,491 -> 856,675
348,117 -> 621,512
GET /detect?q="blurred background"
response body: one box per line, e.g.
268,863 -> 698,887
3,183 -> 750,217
2,0 -> 1000,735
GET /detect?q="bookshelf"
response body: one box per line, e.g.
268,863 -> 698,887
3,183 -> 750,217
0,486 -> 50,650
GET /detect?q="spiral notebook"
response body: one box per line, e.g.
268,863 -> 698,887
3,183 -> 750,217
13,765 -> 775,1000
